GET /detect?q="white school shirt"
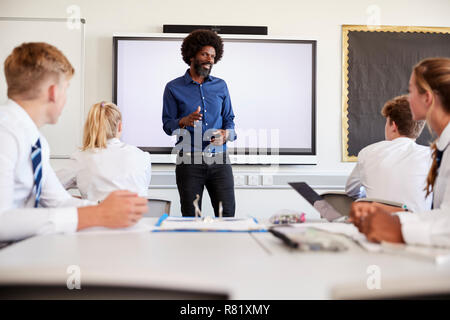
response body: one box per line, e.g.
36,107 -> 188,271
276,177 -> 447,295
397,122 -> 450,247
56,138 -> 151,202
0,99 -> 92,242
346,137 -> 432,213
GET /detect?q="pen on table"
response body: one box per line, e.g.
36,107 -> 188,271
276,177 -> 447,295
269,229 -> 298,249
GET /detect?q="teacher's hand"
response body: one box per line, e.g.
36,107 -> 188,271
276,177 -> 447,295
179,106 -> 202,128
211,129 -> 228,145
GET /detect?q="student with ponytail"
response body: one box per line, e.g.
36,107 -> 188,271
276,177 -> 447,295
57,101 -> 151,202
350,57 -> 450,247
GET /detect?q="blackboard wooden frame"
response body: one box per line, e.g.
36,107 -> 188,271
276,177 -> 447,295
341,25 -> 450,162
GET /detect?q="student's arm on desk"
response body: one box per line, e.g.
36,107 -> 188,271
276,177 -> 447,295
77,191 -> 148,230
349,202 -> 406,244
0,191 -> 147,242
338,199 -> 450,249
396,208 -> 450,248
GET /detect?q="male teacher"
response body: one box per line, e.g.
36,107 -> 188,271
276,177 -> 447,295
162,29 -> 237,217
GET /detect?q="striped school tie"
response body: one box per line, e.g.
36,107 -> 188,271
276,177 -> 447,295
31,138 -> 42,208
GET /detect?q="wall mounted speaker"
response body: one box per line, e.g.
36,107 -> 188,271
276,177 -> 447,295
163,25 -> 268,35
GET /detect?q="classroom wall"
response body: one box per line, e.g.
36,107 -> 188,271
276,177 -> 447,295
1,0 -> 450,217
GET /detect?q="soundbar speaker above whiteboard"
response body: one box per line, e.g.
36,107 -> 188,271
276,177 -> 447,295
0,17 -> 85,158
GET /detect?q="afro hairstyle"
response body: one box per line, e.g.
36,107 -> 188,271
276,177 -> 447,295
181,29 -> 224,65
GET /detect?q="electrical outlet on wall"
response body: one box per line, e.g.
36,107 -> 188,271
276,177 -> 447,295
248,175 -> 259,186
234,175 -> 246,186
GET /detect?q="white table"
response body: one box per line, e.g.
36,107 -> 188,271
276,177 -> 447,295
0,218 -> 449,299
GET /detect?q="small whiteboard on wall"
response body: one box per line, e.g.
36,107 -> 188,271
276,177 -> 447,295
0,17 -> 85,158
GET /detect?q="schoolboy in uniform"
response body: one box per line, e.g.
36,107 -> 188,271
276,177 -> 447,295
0,42 -> 147,241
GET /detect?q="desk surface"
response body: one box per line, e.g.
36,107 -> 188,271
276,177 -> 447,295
0,218 -> 449,299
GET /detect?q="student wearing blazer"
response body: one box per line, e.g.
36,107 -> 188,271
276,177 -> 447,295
57,102 -> 152,202
351,57 -> 450,248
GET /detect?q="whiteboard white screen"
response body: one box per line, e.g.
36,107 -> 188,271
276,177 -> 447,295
115,36 -> 315,155
0,18 -> 84,158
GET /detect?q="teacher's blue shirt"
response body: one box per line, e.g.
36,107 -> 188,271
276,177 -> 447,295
162,70 -> 236,153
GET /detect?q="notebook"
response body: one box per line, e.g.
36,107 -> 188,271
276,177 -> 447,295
288,182 -> 343,222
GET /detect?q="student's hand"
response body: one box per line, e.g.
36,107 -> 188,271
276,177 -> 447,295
179,106 -> 202,128
362,211 -> 405,244
96,190 -> 147,228
211,129 -> 228,145
349,201 -> 373,231
349,201 -> 405,229
349,202 -> 405,243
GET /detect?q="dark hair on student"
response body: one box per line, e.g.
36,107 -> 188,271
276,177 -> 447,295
181,29 -> 224,65
381,95 -> 425,139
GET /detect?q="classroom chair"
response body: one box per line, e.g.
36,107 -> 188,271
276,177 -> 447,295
145,199 -> 171,217
320,191 -> 356,216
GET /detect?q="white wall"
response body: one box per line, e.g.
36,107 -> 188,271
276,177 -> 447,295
2,0 -> 450,217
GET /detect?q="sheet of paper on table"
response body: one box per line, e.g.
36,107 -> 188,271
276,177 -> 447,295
154,216 -> 267,232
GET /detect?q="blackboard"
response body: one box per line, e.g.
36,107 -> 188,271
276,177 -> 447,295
342,25 -> 450,161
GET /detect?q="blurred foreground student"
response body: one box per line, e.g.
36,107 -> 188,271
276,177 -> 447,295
351,57 -> 450,247
0,42 -> 147,242
345,95 -> 431,213
57,101 -> 151,202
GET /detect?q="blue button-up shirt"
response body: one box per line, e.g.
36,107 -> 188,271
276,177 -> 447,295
162,70 -> 236,153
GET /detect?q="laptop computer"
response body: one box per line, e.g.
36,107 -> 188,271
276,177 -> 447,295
288,182 -> 343,222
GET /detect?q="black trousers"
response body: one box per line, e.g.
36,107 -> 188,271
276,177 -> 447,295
175,154 -> 235,217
